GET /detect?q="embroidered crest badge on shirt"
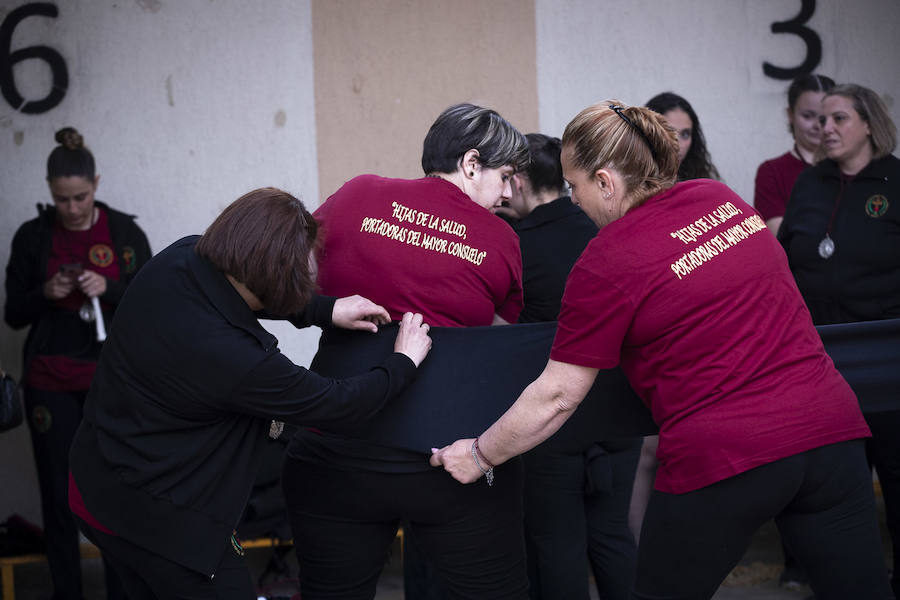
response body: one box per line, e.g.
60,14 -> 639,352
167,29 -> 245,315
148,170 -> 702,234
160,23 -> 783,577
122,246 -> 136,273
865,195 -> 889,218
32,405 -> 52,433
89,243 -> 115,268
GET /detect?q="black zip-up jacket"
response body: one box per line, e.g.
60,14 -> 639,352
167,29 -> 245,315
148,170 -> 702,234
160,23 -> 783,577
512,196 -> 597,323
70,236 -> 416,577
4,201 -> 152,377
780,155 -> 900,324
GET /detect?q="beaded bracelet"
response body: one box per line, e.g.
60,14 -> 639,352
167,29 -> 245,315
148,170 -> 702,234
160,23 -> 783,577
471,438 -> 495,486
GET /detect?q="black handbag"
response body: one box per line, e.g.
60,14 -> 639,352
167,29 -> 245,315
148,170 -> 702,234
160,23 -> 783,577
0,368 -> 24,433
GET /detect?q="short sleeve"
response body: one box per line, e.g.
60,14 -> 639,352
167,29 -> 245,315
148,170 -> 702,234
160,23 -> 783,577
549,262 -> 634,369
753,160 -> 781,222
496,262 -> 524,324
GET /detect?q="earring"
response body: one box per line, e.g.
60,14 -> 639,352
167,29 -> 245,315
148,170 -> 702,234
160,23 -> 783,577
469,171 -> 475,177
604,192 -> 612,200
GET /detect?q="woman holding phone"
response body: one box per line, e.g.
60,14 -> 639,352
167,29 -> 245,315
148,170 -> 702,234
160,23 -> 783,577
4,127 -> 152,600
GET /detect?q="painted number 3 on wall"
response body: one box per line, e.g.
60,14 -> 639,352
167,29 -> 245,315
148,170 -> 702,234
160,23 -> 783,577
763,0 -> 822,80
0,2 -> 68,114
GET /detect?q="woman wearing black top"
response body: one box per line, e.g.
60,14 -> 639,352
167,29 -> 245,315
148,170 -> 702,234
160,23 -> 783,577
781,83 -> 900,597
508,133 -> 640,600
68,187 -> 432,598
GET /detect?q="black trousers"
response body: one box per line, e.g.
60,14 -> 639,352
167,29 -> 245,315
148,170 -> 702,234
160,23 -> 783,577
282,457 -> 528,600
77,517 -> 255,600
25,386 -> 125,600
523,441 -> 641,600
867,410 -> 900,598
632,439 -> 893,600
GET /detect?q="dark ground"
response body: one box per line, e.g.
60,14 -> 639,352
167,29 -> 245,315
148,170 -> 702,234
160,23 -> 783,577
5,494 -> 891,599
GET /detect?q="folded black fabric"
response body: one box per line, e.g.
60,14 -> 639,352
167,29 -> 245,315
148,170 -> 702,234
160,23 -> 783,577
309,318 -> 900,454
311,322 -> 654,453
817,318 -> 900,414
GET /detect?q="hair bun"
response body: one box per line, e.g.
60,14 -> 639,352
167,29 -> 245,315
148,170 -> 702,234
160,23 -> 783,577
55,127 -> 84,151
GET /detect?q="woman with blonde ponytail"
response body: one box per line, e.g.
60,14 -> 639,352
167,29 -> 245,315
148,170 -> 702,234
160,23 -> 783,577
431,101 -> 893,599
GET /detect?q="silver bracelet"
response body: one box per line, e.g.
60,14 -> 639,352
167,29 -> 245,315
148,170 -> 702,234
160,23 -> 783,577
471,439 -> 494,486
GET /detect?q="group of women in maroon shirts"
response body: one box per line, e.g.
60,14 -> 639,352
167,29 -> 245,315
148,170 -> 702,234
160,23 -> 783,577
6,76 -> 898,600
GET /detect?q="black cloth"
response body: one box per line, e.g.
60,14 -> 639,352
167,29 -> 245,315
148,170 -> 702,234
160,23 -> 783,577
69,236 -> 417,578
780,155 -> 900,325
299,318 -> 900,455
4,200 -> 153,375
282,456 -> 529,600
303,322 -> 656,456
633,440 -> 892,600
512,197 -> 597,323
865,409 -> 900,598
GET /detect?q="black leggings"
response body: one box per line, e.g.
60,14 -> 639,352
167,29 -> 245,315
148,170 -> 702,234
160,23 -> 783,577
26,387 -> 126,600
77,517 -> 255,600
523,442 -> 641,600
632,439 -> 893,600
282,457 -> 528,600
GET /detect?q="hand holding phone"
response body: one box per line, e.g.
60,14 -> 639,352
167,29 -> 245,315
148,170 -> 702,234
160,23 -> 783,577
44,264 -> 81,299
59,263 -> 84,278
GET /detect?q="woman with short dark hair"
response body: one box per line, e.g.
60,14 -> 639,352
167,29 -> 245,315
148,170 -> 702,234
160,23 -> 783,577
283,103 -> 530,599
432,100 -> 893,599
194,188 -> 319,314
67,187 -> 432,598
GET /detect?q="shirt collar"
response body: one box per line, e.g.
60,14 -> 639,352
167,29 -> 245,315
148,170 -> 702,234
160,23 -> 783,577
513,196 -> 581,231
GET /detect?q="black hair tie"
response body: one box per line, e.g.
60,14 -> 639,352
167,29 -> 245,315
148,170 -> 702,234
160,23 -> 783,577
609,104 -> 658,163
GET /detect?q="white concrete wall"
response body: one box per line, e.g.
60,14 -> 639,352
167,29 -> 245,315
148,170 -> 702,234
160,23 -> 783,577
536,0 -> 900,204
0,0 -> 319,525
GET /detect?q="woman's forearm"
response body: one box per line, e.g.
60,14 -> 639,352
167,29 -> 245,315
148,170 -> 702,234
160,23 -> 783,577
477,362 -> 595,464
430,359 -> 598,483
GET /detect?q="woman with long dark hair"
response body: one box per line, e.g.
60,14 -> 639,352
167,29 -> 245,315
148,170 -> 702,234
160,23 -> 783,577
646,91 -> 720,181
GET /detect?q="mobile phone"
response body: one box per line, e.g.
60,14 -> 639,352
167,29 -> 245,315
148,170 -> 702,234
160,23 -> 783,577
59,263 -> 84,277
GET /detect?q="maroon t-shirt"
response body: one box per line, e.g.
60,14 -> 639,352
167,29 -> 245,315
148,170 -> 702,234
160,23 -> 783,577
551,179 -> 869,494
28,208 -> 120,391
314,175 -> 523,326
753,151 -> 808,222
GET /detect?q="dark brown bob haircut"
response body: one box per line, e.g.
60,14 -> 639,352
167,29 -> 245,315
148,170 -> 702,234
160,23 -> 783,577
195,187 -> 318,315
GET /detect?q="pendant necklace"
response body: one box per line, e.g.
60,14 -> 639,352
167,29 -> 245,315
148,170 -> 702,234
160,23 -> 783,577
817,235 -> 834,259
818,175 -> 847,260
